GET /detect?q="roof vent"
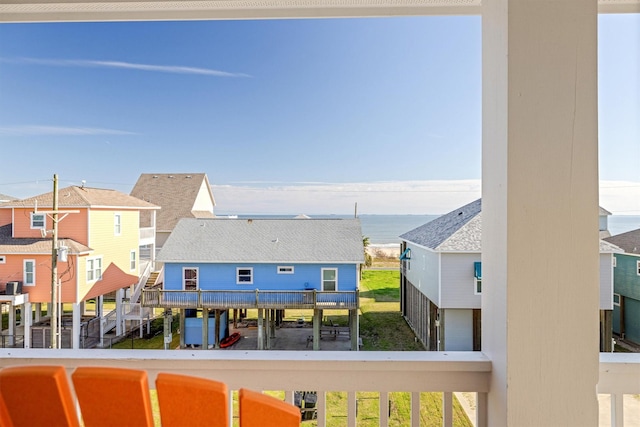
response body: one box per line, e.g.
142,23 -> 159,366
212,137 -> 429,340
168,175 -> 174,179
186,175 -> 192,178
152,175 -> 158,179
247,219 -> 253,224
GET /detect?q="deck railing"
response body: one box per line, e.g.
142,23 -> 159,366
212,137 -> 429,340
0,350 -> 637,426
142,289 -> 359,310
1,350 -> 638,426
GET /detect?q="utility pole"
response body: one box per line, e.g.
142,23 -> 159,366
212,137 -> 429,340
51,174 -> 58,349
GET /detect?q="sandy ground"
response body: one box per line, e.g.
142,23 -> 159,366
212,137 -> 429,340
366,244 -> 401,259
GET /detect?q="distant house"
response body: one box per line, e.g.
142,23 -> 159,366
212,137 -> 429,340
599,206 -> 613,239
605,228 -> 640,346
145,218 -> 364,350
130,173 -> 216,255
611,253 -> 640,345
399,199 -> 621,352
0,186 -> 159,349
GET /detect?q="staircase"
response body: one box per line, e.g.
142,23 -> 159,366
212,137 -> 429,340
146,271 -> 160,288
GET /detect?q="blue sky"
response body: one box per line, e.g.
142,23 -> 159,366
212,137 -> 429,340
0,15 -> 638,215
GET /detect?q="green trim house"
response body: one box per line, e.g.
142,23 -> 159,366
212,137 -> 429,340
612,252 -> 640,345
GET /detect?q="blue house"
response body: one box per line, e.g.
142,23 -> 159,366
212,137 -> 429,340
147,218 -> 364,350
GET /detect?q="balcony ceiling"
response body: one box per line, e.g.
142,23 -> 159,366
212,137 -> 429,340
0,0 -> 638,22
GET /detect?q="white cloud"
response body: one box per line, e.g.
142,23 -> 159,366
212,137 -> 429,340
4,57 -> 251,78
0,125 -> 136,136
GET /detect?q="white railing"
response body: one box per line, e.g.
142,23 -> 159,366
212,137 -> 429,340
130,261 -> 153,304
139,227 -> 155,245
598,353 -> 640,427
0,349 -> 490,427
101,309 -> 117,333
0,350 -> 637,426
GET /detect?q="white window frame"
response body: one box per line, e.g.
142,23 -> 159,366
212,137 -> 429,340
613,293 -> 621,307
183,267 -> 198,290
637,260 -> 640,276
613,256 -> 616,268
474,277 -> 482,295
30,212 -> 45,229
86,257 -> 103,282
321,268 -> 338,291
23,259 -> 35,286
0,256 -> 5,264
114,213 -> 122,236
130,250 -> 136,271
237,267 -> 253,285
277,266 -> 294,274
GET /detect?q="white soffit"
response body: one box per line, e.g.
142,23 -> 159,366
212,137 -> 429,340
0,0 -> 637,23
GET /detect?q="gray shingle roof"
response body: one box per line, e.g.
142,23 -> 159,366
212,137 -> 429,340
401,199 -> 622,253
400,199 -> 482,251
158,218 -> 364,263
604,228 -> 640,254
130,173 -> 215,232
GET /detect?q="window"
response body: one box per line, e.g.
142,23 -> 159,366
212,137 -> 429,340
114,213 -> 121,235
637,260 -> 640,276
130,250 -> 136,270
23,259 -> 35,286
183,268 -> 198,290
613,293 -> 621,306
31,213 -> 45,229
613,256 -> 616,268
322,268 -> 337,291
474,278 -> 482,295
474,261 -> 482,295
86,257 -> 102,282
277,266 -> 294,274
237,267 -> 253,284
0,256 -> 5,264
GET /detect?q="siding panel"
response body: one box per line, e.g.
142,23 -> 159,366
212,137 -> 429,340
164,263 -> 359,291
443,309 -> 473,351
440,253 -> 481,309
402,244 -> 440,304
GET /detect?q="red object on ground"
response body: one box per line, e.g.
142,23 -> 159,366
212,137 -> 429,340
220,332 -> 241,348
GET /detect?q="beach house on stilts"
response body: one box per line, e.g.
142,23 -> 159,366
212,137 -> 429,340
142,218 -> 364,350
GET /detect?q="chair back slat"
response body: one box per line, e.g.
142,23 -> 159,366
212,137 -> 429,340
0,365 -> 79,427
72,367 -> 154,427
156,372 -> 229,427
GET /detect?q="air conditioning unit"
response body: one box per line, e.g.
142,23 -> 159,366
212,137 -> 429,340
6,281 -> 22,295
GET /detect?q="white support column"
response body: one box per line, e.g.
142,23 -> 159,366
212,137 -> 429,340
379,391 -> 389,427
34,303 -> 41,323
482,0 -> 599,425
257,309 -> 264,350
23,302 -> 31,349
72,303 -> 81,349
115,288 -> 123,336
8,304 -> 15,346
346,391 -> 356,427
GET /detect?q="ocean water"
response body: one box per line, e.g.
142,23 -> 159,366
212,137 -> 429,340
230,214 -> 640,246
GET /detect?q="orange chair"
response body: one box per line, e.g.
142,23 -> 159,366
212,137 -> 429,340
0,365 -> 79,427
71,367 -> 154,427
239,388 -> 301,427
156,373 -> 229,427
0,393 -> 12,427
